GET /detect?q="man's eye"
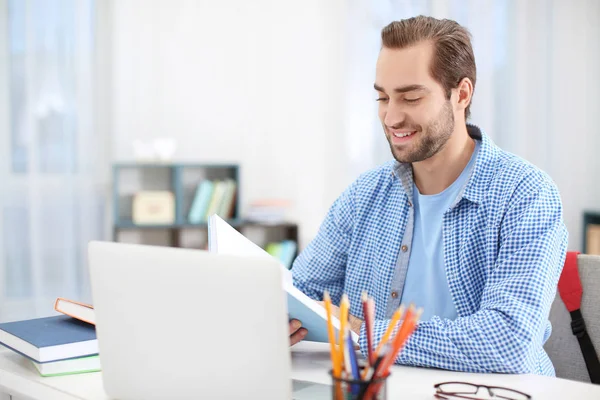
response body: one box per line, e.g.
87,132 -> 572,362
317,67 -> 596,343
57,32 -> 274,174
405,98 -> 421,103
376,98 -> 389,102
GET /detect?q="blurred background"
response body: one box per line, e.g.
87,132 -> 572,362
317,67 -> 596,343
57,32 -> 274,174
0,0 -> 599,322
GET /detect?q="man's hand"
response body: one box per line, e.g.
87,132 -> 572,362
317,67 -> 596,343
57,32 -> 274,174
289,319 -> 307,346
317,301 -> 363,336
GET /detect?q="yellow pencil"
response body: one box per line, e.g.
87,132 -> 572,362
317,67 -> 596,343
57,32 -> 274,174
325,292 -> 344,400
323,291 -> 341,377
338,294 -> 349,368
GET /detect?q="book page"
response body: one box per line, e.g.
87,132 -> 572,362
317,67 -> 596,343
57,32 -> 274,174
207,215 -> 358,343
207,215 -> 292,285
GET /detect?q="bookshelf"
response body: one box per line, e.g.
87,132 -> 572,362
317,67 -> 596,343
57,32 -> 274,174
111,163 -> 299,264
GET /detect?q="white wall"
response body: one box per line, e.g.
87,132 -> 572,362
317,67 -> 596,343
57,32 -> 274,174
109,0 -> 600,252
544,0 -> 600,252
109,0 -> 351,247
344,0 -> 600,252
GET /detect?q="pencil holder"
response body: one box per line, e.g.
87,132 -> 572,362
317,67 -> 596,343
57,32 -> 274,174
329,368 -> 389,400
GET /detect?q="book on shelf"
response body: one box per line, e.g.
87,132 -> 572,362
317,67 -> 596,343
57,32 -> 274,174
207,214 -> 357,344
586,223 -> 600,255
0,315 -> 98,363
54,298 -> 96,325
188,180 -> 214,223
188,179 -> 237,223
265,240 -> 297,269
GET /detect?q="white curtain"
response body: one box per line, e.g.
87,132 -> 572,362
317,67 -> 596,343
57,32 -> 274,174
345,0 -> 600,251
0,0 -> 107,322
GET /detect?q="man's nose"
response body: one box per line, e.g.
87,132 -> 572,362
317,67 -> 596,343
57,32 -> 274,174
384,103 -> 407,129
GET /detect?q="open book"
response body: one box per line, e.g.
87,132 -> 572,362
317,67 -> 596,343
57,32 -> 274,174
208,215 -> 358,344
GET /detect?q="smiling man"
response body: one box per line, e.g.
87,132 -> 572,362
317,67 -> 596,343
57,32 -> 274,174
289,16 -> 568,375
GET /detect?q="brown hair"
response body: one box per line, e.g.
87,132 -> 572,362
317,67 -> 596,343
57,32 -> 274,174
381,16 -> 476,119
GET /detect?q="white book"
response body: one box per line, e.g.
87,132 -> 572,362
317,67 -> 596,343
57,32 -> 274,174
32,355 -> 101,377
207,214 -> 358,344
54,298 -> 95,325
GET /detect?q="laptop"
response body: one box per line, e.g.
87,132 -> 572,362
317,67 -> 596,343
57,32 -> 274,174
88,240 -> 302,400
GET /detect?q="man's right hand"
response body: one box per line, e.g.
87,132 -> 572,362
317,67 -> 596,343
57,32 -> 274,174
289,319 -> 307,346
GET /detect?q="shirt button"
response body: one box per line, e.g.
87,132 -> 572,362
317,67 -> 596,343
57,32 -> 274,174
401,245 -> 408,252
408,200 -> 412,207
391,291 -> 398,298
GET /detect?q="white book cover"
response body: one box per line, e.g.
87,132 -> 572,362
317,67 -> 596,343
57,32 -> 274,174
207,214 -> 358,344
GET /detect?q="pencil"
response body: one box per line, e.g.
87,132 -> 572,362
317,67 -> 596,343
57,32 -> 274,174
324,291 -> 344,400
343,326 -> 353,375
373,305 -> 404,358
346,328 -> 361,395
323,291 -> 341,376
338,294 -> 349,368
362,292 -> 375,365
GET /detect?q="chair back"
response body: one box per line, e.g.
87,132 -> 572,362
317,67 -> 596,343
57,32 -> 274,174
545,254 -> 600,383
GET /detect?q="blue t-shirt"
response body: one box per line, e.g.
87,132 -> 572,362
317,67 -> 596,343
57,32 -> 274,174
400,141 -> 480,321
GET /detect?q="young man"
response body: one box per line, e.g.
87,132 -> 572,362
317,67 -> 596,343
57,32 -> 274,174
289,16 -> 568,376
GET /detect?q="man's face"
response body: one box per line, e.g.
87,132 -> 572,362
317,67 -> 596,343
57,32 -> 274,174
375,42 -> 455,164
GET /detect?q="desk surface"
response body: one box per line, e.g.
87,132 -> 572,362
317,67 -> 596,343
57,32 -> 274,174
0,342 -> 598,400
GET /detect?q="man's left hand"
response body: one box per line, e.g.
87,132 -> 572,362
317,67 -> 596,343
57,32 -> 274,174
317,301 -> 363,336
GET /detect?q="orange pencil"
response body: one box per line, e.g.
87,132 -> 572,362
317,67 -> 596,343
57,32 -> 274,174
373,305 -> 404,357
378,306 -> 420,377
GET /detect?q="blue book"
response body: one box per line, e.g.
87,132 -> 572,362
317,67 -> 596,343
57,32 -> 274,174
208,215 -> 358,344
279,240 -> 298,269
188,180 -> 214,223
0,315 -> 98,363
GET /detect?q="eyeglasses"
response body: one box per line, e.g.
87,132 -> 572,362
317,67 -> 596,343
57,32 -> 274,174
434,381 -> 532,400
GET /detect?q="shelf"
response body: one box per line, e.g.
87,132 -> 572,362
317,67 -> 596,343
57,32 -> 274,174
113,163 -> 241,235
113,162 -> 239,169
240,221 -> 298,228
114,219 -> 244,230
111,162 -> 300,253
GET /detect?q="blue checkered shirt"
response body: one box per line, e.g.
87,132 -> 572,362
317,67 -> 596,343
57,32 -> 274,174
291,125 -> 568,375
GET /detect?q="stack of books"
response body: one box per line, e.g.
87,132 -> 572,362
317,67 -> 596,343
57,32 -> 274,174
245,199 -> 291,224
0,298 -> 99,377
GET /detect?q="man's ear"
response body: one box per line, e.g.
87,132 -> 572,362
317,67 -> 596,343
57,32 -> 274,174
455,77 -> 473,114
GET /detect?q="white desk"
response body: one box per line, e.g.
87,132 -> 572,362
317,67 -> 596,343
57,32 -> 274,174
0,342 -> 598,400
